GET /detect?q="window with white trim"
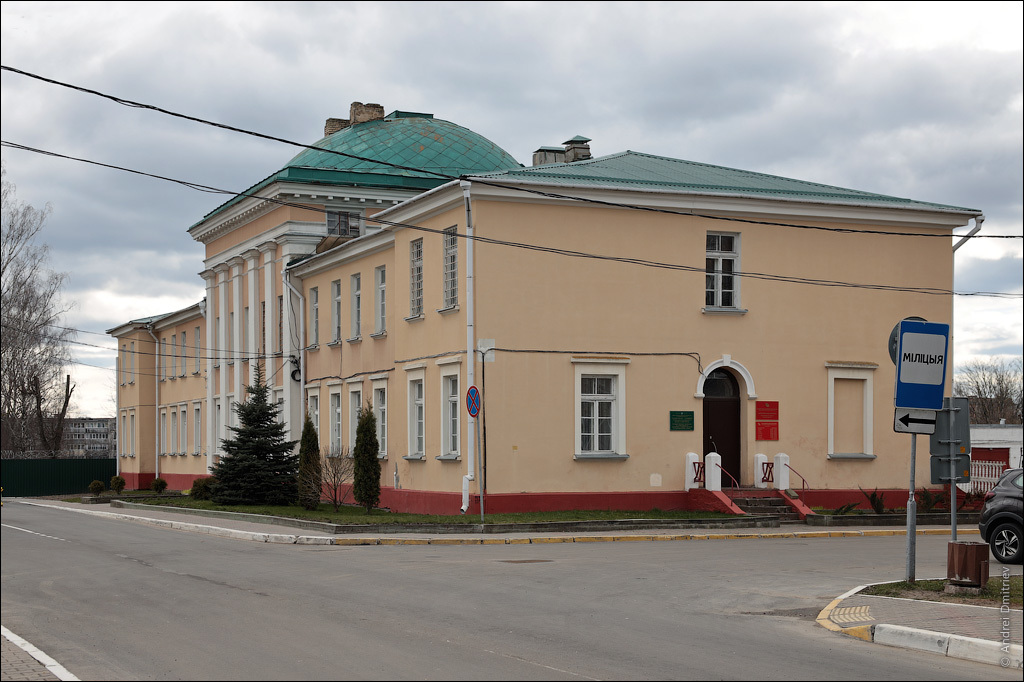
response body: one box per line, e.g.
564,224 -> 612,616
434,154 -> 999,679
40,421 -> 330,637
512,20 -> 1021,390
130,341 -> 135,381
160,339 -> 167,379
171,335 -> 177,377
350,273 -> 361,339
442,372 -> 459,458
705,233 -> 739,309
180,406 -> 187,453
193,403 -> 202,453
442,227 -> 457,309
308,392 -> 320,438
330,390 -> 343,454
310,287 -> 319,346
120,345 -> 126,385
573,359 -> 629,458
408,374 -> 425,458
331,280 -> 342,342
129,412 -> 136,456
194,327 -> 200,372
180,332 -> 187,376
160,410 -> 167,453
373,382 -> 387,457
327,211 -> 359,237
409,239 -> 423,317
374,266 -> 386,334
349,385 -> 362,451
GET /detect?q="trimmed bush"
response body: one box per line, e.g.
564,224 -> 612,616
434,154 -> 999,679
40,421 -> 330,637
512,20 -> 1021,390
88,479 -> 105,496
151,477 -> 168,493
110,475 -> 126,494
189,476 -> 215,500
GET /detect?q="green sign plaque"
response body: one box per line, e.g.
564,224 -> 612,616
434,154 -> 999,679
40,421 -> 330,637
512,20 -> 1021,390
670,411 -> 694,431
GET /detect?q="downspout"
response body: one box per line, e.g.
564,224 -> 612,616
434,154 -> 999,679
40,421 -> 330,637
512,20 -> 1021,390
283,267 -> 306,408
145,324 -> 160,481
460,179 -> 476,513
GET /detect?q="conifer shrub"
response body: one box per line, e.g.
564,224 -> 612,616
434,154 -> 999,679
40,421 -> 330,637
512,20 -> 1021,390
151,477 -> 168,493
210,363 -> 298,505
88,479 -> 105,495
297,412 -> 322,511
352,403 -> 381,514
110,475 -> 126,494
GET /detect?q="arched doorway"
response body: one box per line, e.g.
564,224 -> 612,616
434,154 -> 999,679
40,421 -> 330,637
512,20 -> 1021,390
703,368 -> 741,485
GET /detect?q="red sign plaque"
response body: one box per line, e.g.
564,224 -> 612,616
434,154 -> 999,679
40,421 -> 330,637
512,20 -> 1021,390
756,401 -> 779,420
756,421 -> 779,441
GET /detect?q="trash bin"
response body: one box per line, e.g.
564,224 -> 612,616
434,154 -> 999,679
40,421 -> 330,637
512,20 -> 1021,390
947,541 -> 990,587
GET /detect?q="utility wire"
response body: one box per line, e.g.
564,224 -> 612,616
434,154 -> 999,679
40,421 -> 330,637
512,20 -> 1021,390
2,141 -> 1018,299
2,65 -> 1018,242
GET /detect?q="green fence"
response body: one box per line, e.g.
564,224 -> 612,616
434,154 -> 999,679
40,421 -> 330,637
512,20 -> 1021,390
1,458 -> 118,497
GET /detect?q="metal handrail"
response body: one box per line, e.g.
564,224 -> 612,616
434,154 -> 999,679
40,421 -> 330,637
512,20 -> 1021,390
693,460 -> 705,484
714,462 -> 740,489
784,463 -> 809,492
761,461 -> 774,484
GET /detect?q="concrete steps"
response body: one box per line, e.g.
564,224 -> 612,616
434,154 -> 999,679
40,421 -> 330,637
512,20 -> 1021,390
728,493 -> 804,523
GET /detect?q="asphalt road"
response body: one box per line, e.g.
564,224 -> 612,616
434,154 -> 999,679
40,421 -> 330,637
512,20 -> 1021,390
1,501 -> 1015,681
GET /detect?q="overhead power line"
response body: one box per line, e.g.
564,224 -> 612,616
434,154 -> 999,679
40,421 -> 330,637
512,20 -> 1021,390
2,141 -> 1019,300
2,65 -> 1017,242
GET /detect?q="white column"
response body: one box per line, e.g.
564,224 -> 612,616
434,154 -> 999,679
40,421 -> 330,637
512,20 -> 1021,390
214,264 -> 229,455
229,256 -> 244,402
773,453 -> 791,491
705,453 -> 722,492
245,249 -> 260,385
684,452 -> 700,491
200,269 -> 216,472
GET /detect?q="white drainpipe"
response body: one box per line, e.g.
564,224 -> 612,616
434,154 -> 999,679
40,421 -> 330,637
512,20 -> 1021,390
145,324 -> 160,481
460,180 -> 476,514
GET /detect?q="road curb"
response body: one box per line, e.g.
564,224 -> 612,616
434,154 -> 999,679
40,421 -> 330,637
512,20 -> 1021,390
816,585 -> 1023,669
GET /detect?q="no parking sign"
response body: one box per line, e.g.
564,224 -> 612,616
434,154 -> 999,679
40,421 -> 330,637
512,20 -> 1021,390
466,385 -> 481,418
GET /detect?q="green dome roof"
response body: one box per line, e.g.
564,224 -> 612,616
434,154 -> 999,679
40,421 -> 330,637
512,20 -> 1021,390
286,111 -> 522,179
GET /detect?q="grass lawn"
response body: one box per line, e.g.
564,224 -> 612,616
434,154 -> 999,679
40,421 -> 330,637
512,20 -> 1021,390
863,575 -> 1022,608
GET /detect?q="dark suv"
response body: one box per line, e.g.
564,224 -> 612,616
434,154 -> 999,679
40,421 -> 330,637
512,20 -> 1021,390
979,467 -> 1023,564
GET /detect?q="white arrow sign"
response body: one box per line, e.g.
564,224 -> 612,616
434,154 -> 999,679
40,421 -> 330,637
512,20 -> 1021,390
894,408 -> 937,435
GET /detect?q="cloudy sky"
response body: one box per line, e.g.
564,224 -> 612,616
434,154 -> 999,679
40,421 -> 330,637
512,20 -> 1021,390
1,1 -> 1021,418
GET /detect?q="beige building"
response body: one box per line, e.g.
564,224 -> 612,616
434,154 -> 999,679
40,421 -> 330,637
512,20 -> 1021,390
110,104 -> 982,514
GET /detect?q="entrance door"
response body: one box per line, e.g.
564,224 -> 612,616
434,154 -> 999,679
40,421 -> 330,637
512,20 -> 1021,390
703,369 -> 741,485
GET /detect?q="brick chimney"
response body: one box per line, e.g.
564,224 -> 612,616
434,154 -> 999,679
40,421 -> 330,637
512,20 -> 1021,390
350,102 -> 385,124
563,135 -> 592,163
324,102 -> 386,137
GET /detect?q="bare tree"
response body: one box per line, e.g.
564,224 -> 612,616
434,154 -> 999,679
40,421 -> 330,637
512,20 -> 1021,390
954,358 -> 1023,425
321,445 -> 355,511
1,164 -> 76,454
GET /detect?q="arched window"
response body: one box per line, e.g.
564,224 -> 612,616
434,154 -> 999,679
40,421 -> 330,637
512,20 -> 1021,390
703,369 -> 738,398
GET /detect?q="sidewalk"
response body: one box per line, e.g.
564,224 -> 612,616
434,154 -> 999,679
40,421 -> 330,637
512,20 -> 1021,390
2,498 -> 1021,678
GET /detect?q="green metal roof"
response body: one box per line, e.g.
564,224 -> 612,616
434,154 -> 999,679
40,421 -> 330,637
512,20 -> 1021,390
285,111 -> 520,178
191,112 -> 521,230
473,150 -> 981,213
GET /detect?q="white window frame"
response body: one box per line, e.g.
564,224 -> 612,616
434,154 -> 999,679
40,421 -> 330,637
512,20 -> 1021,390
350,273 -> 361,339
374,266 -> 386,335
441,227 -> 458,310
373,379 -> 388,457
179,405 -> 187,454
193,402 -> 202,454
406,367 -> 425,459
307,392 -> 320,438
573,359 -> 629,459
194,327 -> 201,373
826,362 -> 877,459
331,280 -> 342,342
179,331 -> 187,376
130,341 -> 135,382
409,239 -> 423,318
329,389 -> 343,455
171,335 -> 177,377
160,338 -> 167,379
705,232 -> 741,310
160,410 -> 167,454
440,369 -> 460,459
310,286 -> 319,346
348,383 -> 363,451
129,412 -> 136,456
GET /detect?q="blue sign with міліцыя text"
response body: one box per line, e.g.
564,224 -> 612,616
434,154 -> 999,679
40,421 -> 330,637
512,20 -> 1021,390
894,319 -> 949,410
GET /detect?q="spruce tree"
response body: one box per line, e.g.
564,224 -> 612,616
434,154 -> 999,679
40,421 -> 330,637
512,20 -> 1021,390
352,402 -> 381,513
210,363 -> 298,505
297,411 -> 322,511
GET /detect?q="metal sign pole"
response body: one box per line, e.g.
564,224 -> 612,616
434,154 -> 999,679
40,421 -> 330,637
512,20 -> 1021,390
906,433 -> 917,582
949,402 -> 957,542
476,415 -> 484,522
